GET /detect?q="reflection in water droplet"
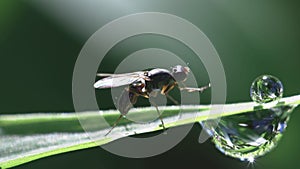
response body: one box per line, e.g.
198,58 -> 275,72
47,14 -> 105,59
250,75 -> 283,103
201,105 -> 296,160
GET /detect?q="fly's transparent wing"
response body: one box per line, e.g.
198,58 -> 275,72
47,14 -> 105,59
94,71 -> 149,88
94,76 -> 140,88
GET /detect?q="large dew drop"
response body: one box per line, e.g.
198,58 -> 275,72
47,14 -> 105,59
202,105 -> 295,161
201,76 -> 295,161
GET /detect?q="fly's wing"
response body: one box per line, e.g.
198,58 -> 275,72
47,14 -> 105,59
94,71 -> 149,89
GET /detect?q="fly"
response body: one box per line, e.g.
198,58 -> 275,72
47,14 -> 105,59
94,65 -> 210,136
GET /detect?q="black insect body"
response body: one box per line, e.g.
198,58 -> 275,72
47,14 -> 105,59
94,65 -> 210,136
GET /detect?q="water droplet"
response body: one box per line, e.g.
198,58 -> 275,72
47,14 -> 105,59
201,105 -> 296,160
250,75 -> 283,103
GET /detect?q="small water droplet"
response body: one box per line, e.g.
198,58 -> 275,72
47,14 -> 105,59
201,105 -> 295,160
250,75 -> 283,103
247,157 -> 255,163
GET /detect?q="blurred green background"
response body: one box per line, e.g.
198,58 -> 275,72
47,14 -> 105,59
1,0 -> 300,169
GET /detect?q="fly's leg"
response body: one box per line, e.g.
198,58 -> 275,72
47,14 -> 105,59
149,98 -> 166,131
105,88 -> 138,136
105,114 -> 123,136
179,83 -> 211,93
162,83 -> 179,105
165,94 -> 179,105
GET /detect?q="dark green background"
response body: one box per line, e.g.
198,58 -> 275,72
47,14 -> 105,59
1,0 -> 300,169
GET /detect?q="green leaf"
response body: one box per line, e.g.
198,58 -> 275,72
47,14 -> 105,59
0,94 -> 300,168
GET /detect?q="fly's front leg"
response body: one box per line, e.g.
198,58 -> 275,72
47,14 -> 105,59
179,83 -> 211,93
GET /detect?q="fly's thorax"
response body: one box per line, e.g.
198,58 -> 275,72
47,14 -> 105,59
145,68 -> 176,92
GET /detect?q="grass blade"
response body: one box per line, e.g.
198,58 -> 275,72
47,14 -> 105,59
0,94 -> 299,168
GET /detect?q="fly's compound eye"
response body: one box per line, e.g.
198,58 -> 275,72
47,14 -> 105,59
172,65 -> 185,74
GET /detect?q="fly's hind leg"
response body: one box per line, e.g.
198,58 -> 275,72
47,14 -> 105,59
105,114 -> 123,136
105,88 -> 139,136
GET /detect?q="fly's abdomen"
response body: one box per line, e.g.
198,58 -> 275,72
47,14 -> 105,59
117,89 -> 138,115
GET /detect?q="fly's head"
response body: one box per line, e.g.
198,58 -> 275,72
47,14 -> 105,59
171,65 -> 189,82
